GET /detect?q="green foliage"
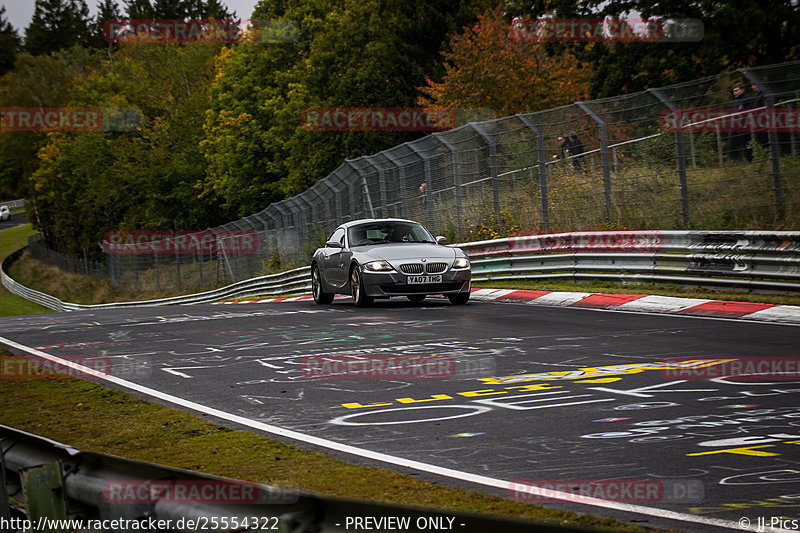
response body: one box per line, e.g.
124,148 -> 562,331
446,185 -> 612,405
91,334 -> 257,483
25,0 -> 93,56
0,7 -> 21,76
200,0 -> 495,214
464,207 -> 521,241
29,43 -> 228,258
0,46 -> 98,199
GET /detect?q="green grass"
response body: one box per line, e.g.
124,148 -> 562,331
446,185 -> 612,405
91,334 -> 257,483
0,223 -> 50,316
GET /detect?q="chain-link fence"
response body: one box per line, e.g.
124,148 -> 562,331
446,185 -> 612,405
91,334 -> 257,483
31,60 -> 800,293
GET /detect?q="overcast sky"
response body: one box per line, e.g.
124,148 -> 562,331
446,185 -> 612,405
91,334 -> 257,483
3,0 -> 260,33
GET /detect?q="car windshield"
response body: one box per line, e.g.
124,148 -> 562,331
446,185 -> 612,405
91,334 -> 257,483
347,221 -> 434,246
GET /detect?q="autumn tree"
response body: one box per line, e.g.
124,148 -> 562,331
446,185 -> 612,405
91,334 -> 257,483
418,6 -> 591,116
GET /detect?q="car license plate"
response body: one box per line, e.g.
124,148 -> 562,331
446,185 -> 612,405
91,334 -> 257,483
407,275 -> 442,284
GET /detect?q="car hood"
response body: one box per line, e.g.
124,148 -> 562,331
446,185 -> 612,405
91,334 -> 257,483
355,243 -> 460,261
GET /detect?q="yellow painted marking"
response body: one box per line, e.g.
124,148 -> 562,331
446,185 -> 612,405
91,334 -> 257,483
396,394 -> 454,404
687,445 -> 779,457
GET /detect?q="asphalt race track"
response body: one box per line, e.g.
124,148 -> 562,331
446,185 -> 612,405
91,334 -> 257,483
0,210 -> 27,231
1,298 -> 799,532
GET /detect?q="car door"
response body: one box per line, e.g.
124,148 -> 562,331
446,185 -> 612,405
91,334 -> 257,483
322,227 -> 347,289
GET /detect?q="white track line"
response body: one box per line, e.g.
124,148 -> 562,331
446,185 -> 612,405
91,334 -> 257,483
0,336 -> 769,532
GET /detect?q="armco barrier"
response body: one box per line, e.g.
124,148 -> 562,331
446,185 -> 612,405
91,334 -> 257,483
0,199 -> 25,210
461,230 -> 800,292
0,424 -> 578,533
1,247 -> 311,312
3,230 -> 800,312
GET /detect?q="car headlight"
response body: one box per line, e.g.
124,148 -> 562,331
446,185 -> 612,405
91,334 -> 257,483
363,260 -> 394,272
452,257 -> 470,269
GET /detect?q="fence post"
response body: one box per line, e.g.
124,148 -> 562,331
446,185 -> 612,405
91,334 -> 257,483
469,123 -> 501,217
363,155 -> 389,219
409,149 -> 437,233
576,102 -> 613,220
381,150 -> 408,219
740,68 -> 783,214
152,243 -> 160,291
346,159 -> 376,219
648,88 -> 691,224
516,114 -> 549,231
432,133 -> 463,235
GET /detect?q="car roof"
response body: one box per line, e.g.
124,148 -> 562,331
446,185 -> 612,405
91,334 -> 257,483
337,218 -> 422,229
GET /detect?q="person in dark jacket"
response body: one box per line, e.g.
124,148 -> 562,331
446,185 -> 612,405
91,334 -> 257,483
727,83 -> 753,162
568,130 -> 585,170
554,135 -> 572,161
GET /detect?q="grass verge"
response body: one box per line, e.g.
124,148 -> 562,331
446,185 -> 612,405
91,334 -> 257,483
0,224 -> 51,316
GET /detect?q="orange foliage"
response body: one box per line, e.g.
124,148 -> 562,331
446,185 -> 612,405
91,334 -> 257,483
418,6 -> 591,117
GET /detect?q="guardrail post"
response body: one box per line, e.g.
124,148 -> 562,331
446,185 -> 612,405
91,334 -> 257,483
648,88 -> 691,224
0,439 -> 11,523
20,462 -> 70,531
469,123 -> 501,217
740,68 -> 783,214
576,102 -> 613,220
432,133 -> 463,235
516,114 -> 549,231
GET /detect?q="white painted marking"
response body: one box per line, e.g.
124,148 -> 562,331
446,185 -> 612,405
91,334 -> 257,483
616,295 -> 712,313
745,305 -> 800,324
0,335 -> 749,531
527,291 -> 594,306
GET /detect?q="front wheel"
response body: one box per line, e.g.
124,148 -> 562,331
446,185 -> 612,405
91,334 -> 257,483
312,265 -> 334,304
448,292 -> 470,305
350,266 -> 373,307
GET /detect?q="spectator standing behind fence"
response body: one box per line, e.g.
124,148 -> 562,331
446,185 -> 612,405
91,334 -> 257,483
727,83 -> 754,162
554,135 -> 572,161
751,82 -> 769,149
568,131 -> 585,170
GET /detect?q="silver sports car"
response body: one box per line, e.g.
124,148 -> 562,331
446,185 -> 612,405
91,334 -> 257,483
311,219 -> 471,306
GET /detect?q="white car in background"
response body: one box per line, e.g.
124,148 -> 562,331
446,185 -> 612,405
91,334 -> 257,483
0,206 -> 10,221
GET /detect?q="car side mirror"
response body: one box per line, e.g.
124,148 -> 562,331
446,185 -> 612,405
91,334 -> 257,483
326,240 -> 343,248
436,236 -> 447,245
